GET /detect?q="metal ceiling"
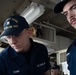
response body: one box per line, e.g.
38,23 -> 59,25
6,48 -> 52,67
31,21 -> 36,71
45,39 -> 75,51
0,0 -> 76,41
0,0 -> 75,61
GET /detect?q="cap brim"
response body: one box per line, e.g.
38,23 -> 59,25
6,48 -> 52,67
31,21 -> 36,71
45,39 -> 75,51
0,28 -> 23,38
54,0 -> 69,13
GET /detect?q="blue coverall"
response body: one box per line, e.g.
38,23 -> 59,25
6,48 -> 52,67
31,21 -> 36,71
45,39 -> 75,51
0,39 -> 50,75
67,39 -> 76,75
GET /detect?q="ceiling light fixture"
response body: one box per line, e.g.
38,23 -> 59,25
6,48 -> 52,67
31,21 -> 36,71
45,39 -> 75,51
21,2 -> 45,24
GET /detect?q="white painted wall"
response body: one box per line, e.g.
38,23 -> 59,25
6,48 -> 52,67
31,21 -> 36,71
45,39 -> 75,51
54,36 -> 73,50
0,47 -> 4,52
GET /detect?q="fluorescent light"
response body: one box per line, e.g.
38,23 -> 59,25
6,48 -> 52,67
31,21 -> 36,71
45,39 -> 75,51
21,2 -> 45,24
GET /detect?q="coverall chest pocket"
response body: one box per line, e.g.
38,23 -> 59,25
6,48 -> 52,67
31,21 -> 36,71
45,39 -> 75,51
34,62 -> 46,75
7,66 -> 29,75
7,69 -> 20,75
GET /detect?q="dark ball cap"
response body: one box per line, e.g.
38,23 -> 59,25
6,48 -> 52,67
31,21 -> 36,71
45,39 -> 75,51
54,0 -> 70,13
0,15 -> 29,37
51,65 -> 60,70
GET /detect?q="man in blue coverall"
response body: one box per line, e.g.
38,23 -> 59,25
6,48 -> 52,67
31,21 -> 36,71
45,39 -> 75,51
54,0 -> 76,75
0,15 -> 51,75
50,65 -> 60,75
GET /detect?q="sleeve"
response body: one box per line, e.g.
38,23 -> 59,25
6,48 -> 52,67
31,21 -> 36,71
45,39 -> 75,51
0,54 -> 7,75
66,43 -> 75,70
44,46 -> 51,71
66,48 -> 71,70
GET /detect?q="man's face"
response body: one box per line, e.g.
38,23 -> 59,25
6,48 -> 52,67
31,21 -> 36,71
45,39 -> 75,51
5,28 -> 32,52
51,69 -> 59,75
62,0 -> 76,29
